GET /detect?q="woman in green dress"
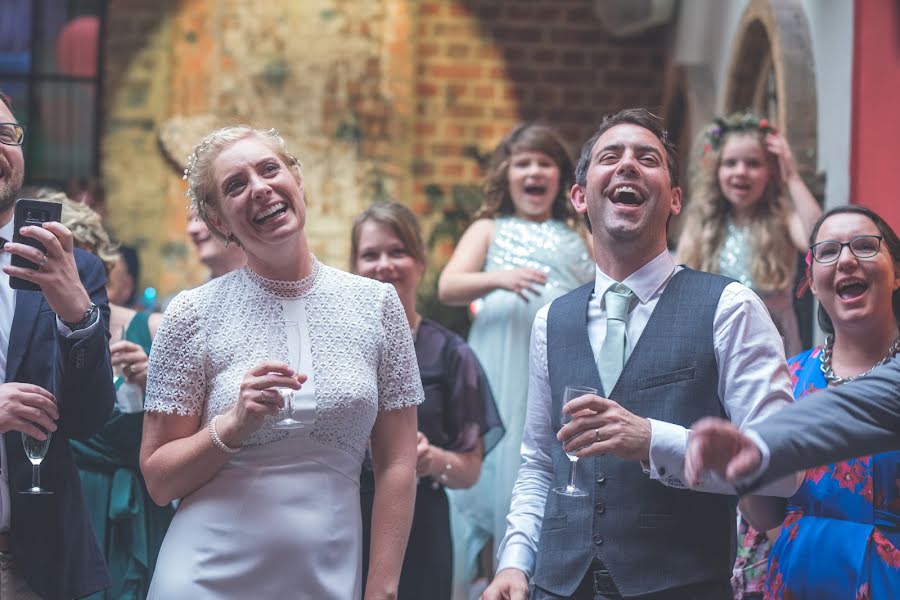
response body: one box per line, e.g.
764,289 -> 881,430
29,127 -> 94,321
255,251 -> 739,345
54,192 -> 174,600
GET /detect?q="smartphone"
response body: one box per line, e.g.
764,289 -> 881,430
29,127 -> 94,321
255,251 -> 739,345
9,198 -> 63,291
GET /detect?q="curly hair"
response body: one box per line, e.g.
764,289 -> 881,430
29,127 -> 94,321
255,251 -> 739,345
184,126 -> 302,242
476,123 -> 581,230
676,124 -> 794,292
36,189 -> 120,275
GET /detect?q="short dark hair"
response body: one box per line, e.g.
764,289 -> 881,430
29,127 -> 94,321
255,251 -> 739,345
808,204 -> 900,333
574,108 -> 679,188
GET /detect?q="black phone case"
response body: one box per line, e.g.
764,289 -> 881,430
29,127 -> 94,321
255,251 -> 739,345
9,198 -> 63,291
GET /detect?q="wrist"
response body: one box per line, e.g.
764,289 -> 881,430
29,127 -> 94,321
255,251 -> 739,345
215,413 -> 244,449
61,301 -> 98,330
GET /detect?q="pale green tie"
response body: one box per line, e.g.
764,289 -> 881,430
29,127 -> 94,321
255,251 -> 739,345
597,283 -> 635,394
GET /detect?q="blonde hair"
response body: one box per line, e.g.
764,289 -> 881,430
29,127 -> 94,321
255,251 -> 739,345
184,126 -> 302,242
36,189 -> 120,275
676,130 -> 794,292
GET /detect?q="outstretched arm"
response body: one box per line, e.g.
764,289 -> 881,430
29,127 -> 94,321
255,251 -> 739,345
686,357 -> 900,488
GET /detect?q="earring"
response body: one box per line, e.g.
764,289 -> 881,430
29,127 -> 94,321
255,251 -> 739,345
224,234 -> 237,248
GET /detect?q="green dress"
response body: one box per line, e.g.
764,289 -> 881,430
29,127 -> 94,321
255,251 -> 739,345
71,312 -> 174,600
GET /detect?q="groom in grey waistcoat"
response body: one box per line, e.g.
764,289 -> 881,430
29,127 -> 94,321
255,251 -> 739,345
482,109 -> 803,600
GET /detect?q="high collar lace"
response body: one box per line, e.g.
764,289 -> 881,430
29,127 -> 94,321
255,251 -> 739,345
244,257 -> 322,299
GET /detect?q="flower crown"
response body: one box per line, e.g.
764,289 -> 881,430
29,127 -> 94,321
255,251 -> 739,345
702,113 -> 777,155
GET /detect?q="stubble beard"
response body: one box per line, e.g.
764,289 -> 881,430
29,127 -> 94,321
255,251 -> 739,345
0,156 -> 23,217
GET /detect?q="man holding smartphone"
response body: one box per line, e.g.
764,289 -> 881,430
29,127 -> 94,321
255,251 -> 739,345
0,91 -> 114,598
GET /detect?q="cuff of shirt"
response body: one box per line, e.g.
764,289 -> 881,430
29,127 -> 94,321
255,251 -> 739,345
644,418 -> 689,488
496,541 -> 535,578
733,429 -> 772,489
56,311 -> 100,339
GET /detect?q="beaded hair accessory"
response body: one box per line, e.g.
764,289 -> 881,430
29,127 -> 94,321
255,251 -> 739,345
702,113 -> 777,155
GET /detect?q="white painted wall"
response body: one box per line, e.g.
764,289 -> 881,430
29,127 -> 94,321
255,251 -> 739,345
672,0 -> 853,209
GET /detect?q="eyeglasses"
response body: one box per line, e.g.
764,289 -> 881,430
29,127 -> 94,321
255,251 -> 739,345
810,235 -> 884,264
0,123 -> 25,146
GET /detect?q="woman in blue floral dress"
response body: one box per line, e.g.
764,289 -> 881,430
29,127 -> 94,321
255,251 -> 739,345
740,205 -> 900,600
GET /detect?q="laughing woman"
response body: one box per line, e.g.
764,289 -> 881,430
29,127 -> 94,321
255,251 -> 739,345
739,205 -> 900,599
139,126 -> 422,599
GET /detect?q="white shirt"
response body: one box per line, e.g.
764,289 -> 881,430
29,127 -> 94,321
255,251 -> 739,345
496,250 -> 803,576
0,218 -> 99,531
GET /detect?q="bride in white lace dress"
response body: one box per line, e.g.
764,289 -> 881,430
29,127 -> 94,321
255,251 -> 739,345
139,126 -> 422,599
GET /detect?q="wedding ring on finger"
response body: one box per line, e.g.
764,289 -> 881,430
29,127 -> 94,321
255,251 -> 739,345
595,428 -> 601,442
124,364 -> 133,376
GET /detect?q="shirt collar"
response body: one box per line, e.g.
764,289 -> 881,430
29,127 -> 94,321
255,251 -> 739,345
593,249 -> 676,305
0,218 -> 13,245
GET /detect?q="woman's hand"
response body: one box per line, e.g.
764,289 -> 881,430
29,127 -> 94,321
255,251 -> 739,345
216,361 -> 304,447
415,432 -> 436,478
495,268 -> 547,301
110,340 -> 150,390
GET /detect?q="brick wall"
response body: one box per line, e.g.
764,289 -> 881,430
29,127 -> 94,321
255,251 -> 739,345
100,0 -> 669,302
411,1 -> 669,205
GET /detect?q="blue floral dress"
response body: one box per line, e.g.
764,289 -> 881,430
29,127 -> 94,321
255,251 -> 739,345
764,347 -> 900,599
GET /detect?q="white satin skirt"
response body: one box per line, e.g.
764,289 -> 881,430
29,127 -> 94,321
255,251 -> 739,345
147,435 -> 362,599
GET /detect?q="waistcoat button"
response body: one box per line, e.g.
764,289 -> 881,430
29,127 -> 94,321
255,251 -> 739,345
596,473 -> 606,484
594,503 -> 605,515
592,533 -> 603,545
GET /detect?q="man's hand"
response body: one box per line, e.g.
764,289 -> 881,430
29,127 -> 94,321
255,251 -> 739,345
557,394 -> 651,462
684,417 -> 762,485
0,382 -> 59,440
2,221 -> 92,323
481,568 -> 529,600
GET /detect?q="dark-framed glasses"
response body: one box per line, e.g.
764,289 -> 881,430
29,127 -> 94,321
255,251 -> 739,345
810,235 -> 884,264
0,123 -> 25,146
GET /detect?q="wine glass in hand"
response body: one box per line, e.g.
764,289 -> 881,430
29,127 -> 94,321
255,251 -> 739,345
553,385 -> 597,497
269,320 -> 304,430
21,428 -> 53,495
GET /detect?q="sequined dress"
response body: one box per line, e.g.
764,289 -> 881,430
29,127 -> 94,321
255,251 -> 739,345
717,219 -> 801,356
448,216 -> 593,596
143,260 -> 423,599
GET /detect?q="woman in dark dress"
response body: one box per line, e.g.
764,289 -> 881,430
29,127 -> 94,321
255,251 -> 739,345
351,202 -> 503,600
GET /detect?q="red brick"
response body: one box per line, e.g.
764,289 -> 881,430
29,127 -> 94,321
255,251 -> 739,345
447,43 -> 470,59
415,122 -> 436,136
566,7 -> 594,23
430,63 -> 482,79
474,86 -> 494,99
543,69 -> 594,85
491,26 -> 544,44
442,163 -> 465,178
417,83 -> 438,96
532,48 -> 557,64
563,89 -> 586,105
417,43 -> 440,58
492,107 -> 518,120
562,50 -> 587,67
419,2 -> 442,16
447,104 -> 485,118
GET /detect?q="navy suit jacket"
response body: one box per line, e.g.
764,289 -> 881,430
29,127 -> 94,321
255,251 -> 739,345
4,248 -> 115,599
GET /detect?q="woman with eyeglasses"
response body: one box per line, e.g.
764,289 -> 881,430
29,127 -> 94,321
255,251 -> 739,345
737,205 -> 900,599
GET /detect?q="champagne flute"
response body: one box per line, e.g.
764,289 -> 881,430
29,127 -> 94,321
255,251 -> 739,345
20,429 -> 53,495
553,385 -> 597,497
270,320 -> 304,430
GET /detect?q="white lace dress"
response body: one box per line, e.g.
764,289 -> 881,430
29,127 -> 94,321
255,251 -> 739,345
144,259 -> 423,599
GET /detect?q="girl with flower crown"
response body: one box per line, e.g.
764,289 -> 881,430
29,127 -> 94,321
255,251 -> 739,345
676,113 -> 822,357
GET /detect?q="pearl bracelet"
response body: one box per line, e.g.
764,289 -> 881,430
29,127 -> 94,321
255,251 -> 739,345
209,415 -> 241,454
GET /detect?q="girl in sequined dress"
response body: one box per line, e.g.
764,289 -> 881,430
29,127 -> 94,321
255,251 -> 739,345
676,114 -> 821,600
438,123 -> 594,599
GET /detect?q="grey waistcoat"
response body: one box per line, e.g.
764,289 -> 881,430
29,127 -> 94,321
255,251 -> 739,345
532,268 -> 737,597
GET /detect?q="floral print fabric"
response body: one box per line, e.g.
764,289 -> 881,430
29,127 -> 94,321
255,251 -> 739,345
764,347 -> 900,599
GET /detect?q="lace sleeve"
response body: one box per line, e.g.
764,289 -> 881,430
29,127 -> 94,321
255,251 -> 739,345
376,285 -> 424,411
145,291 -> 207,416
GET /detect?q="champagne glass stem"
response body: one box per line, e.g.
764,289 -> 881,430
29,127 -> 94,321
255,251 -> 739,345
567,459 -> 578,491
32,464 -> 40,490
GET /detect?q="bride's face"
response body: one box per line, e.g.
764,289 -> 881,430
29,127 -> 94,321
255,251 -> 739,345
209,136 -> 306,258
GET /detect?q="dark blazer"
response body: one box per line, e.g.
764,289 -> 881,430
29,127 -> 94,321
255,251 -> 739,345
4,248 -> 115,599
748,355 -> 900,489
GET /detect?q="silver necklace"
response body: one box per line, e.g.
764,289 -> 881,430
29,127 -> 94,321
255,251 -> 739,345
820,334 -> 900,385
